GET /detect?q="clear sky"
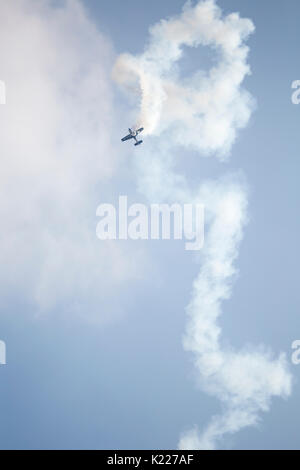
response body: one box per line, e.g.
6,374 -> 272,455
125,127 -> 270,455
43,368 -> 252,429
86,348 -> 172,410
0,0 -> 299,450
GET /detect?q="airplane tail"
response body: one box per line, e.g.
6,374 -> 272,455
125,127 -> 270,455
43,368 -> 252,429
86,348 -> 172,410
135,140 -> 143,146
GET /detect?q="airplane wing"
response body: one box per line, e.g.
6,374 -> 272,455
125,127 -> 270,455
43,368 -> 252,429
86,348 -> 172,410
121,134 -> 133,142
136,127 -> 144,134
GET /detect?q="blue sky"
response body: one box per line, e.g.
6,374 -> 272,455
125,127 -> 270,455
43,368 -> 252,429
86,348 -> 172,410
0,0 -> 299,450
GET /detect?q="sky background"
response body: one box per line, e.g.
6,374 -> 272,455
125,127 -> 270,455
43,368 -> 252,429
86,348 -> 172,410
0,0 -> 299,450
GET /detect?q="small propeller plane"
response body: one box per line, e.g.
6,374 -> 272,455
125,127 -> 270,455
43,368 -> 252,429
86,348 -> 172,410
121,127 -> 144,146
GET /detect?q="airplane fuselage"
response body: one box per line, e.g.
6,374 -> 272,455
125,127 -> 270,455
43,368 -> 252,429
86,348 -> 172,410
122,127 -> 144,147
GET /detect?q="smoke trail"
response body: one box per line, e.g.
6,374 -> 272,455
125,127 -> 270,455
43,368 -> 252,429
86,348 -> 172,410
114,0 -> 292,449
178,178 -> 291,449
113,0 -> 255,156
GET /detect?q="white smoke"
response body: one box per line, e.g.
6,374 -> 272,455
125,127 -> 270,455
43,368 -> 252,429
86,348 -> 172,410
0,0 -> 145,322
113,0 -> 255,157
178,179 -> 292,449
113,0 -> 292,449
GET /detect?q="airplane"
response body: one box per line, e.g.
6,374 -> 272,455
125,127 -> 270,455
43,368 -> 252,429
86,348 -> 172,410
121,127 -> 144,146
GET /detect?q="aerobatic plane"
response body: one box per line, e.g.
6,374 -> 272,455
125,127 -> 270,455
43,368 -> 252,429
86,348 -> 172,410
121,127 -> 144,146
